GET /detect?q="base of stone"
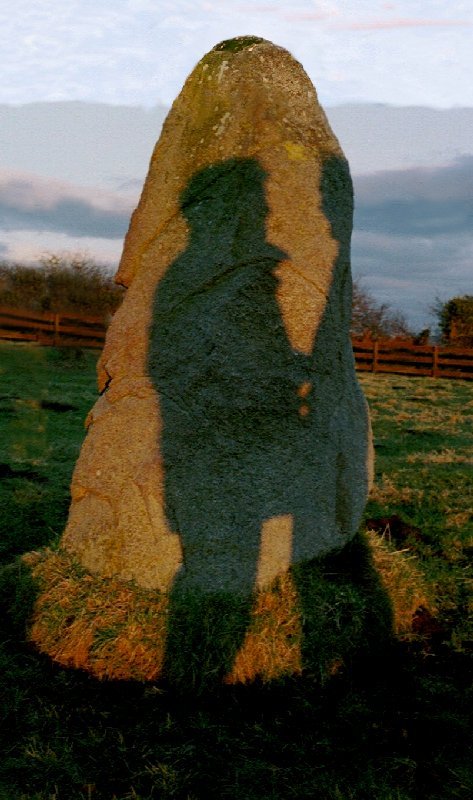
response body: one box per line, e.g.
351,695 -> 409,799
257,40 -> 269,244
15,532 -> 432,689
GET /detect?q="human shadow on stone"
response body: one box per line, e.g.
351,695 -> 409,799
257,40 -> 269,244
148,156 -> 391,688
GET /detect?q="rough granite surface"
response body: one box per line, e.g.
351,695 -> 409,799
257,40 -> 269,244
60,36 -> 374,594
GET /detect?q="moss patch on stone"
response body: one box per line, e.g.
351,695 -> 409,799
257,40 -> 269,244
212,36 -> 266,54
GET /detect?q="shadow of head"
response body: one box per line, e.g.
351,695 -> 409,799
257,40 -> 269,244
179,157 -> 285,261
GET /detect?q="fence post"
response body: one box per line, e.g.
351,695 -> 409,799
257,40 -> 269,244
53,313 -> 60,347
372,340 -> 379,373
432,345 -> 439,378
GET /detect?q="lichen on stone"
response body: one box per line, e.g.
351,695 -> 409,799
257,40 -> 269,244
212,36 -> 266,54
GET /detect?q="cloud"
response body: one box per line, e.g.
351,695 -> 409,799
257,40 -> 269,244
0,153 -> 471,332
235,1 -> 337,20
0,229 -> 123,266
339,18 -> 472,30
2,0 -> 473,107
0,170 -> 132,239
351,157 -> 473,328
283,12 -> 332,22
351,229 -> 472,330
235,4 -> 281,12
354,156 -> 473,238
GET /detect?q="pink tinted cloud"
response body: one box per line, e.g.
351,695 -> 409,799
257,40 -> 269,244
283,12 -> 332,22
235,5 -> 334,22
0,169 -> 133,215
236,4 -> 278,11
338,18 -> 472,31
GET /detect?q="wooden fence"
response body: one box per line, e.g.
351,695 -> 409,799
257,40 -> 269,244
1,306 -> 473,380
352,337 -> 473,380
0,306 -> 107,349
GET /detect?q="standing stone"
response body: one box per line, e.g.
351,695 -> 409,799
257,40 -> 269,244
60,36 -> 373,596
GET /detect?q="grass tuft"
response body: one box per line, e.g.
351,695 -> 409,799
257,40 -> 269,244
366,530 -> 435,638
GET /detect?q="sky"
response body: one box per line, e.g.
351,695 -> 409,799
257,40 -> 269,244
3,0 -> 473,108
1,0 -> 473,331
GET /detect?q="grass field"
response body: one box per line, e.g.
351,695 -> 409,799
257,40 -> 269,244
0,342 -> 472,800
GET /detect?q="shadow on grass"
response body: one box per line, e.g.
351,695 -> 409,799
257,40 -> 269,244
0,480 -> 69,563
0,511 -> 470,799
1,558 -> 471,800
159,533 -> 394,692
0,525 -> 409,800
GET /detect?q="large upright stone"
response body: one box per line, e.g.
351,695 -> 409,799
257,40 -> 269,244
61,36 -> 373,595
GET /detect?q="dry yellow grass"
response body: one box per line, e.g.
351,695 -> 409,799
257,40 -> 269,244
366,530 -> 435,637
25,548 -> 306,684
24,533 -> 436,683
406,447 -> 473,465
24,549 -> 168,681
225,572 -> 303,684
369,475 -> 424,506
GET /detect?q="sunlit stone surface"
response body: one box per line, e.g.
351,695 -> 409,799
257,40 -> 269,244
61,36 -> 373,594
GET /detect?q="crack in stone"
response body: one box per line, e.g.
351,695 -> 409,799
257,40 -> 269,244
158,254 -> 285,321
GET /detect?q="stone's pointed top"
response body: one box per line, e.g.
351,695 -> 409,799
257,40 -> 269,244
212,36 -> 267,54
116,33 -> 345,289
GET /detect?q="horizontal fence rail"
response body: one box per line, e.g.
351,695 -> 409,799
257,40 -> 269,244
352,338 -> 473,380
1,306 -> 473,379
0,305 -> 107,349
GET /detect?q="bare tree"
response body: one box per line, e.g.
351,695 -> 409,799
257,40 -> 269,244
350,278 -> 411,339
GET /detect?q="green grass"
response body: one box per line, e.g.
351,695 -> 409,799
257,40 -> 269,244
0,343 -> 472,799
362,373 -> 473,653
0,344 -> 99,562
